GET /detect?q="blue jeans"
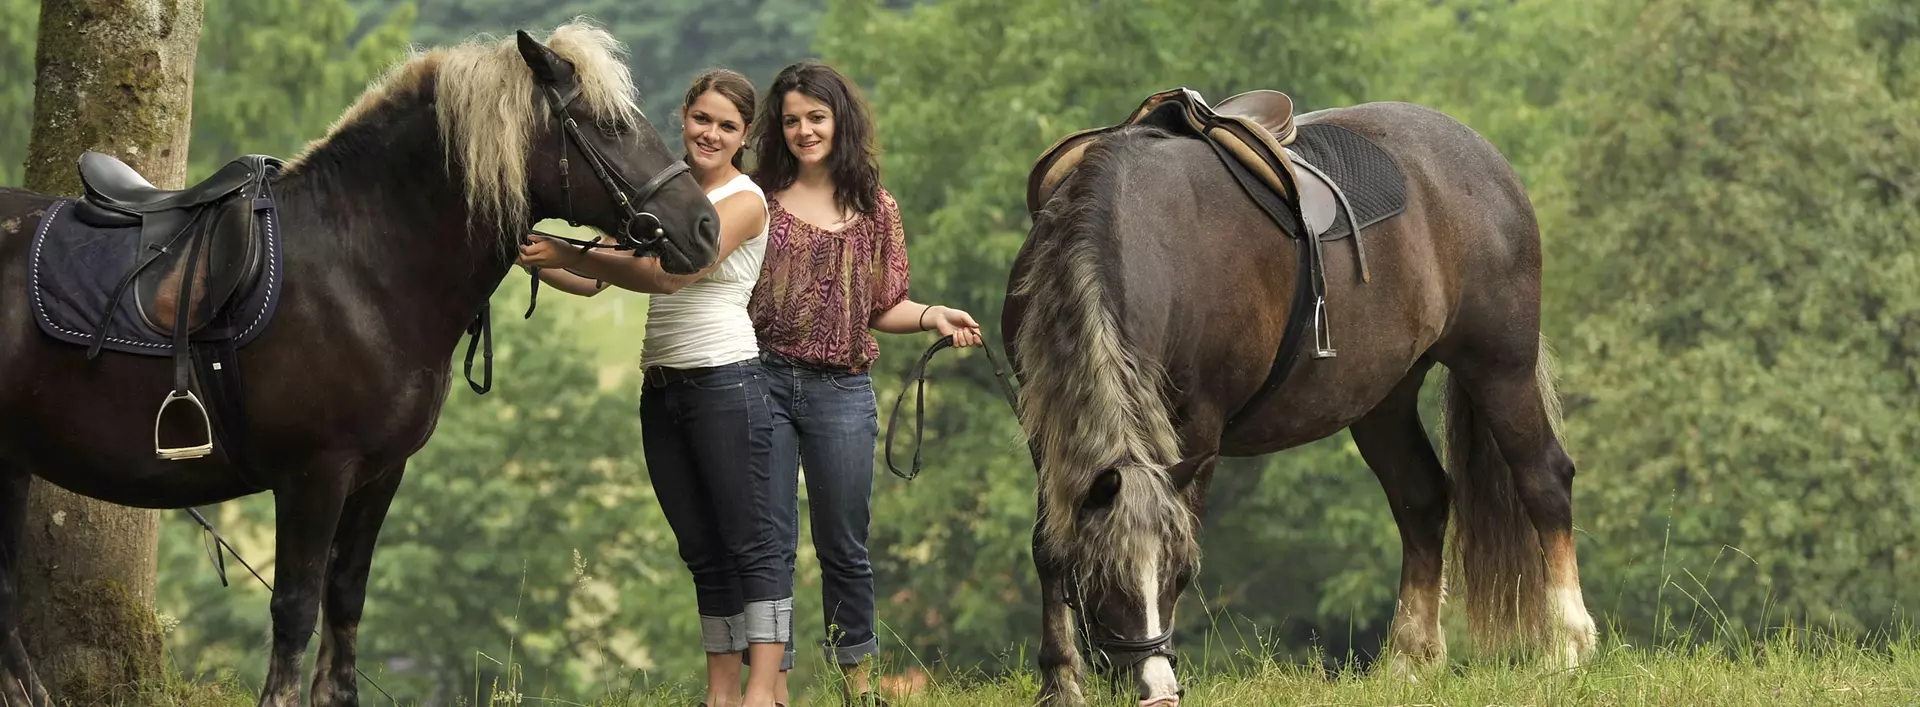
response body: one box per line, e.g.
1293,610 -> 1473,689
756,349 -> 881,669
639,360 -> 792,653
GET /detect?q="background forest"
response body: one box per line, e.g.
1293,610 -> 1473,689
2,0 -> 1916,703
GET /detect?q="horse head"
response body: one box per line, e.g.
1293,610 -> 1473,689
510,26 -> 718,274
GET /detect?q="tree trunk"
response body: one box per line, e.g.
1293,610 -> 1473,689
19,0 -> 203,702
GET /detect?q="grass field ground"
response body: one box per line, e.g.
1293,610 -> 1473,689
147,629 -> 1920,707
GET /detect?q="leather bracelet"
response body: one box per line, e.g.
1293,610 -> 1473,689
919,304 -> 936,331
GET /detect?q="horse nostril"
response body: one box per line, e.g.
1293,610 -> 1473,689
697,214 -> 718,249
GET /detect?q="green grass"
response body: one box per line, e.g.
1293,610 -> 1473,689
603,634 -> 1920,707
140,631 -> 1918,707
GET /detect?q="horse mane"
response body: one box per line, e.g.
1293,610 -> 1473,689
287,19 -> 645,234
1011,125 -> 1194,589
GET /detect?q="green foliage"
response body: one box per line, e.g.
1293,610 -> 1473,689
188,0 -> 414,180
1539,0 -> 1920,641
0,0 -> 33,185
396,0 -> 826,129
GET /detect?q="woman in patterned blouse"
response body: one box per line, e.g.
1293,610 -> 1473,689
746,60 -> 981,706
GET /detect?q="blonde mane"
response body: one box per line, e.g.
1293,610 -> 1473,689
1012,136 -> 1193,591
291,19 -> 645,233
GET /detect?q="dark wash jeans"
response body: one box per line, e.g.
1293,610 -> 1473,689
753,349 -> 882,670
639,359 -> 792,653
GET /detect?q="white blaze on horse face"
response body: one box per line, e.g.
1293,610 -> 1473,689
1137,556 -> 1180,705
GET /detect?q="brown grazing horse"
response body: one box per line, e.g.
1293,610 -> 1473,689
0,23 -> 717,707
1001,95 -> 1597,706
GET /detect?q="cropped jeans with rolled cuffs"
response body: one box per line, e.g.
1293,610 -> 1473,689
638,359 -> 793,653
756,349 -> 882,670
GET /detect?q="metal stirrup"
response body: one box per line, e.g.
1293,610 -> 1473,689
155,389 -> 214,460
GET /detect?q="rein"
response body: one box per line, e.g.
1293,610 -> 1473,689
883,334 -> 1021,481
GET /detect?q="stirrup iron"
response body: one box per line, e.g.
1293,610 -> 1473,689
1311,296 -> 1337,359
155,389 -> 214,460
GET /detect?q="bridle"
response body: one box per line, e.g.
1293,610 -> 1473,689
460,77 -> 702,395
534,82 -> 692,257
1061,577 -> 1181,675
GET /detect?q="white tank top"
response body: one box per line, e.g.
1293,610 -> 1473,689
639,173 -> 767,370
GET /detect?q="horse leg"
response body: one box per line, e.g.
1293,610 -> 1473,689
1452,342 -> 1597,668
258,460 -> 353,707
1033,504 -> 1087,707
0,462 -> 50,706
1348,360 -> 1450,677
310,463 -> 404,707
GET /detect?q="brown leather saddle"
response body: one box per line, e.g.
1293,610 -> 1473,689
1026,88 -> 1361,272
1023,88 -> 1374,372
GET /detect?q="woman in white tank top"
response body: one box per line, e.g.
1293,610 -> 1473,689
516,69 -> 790,707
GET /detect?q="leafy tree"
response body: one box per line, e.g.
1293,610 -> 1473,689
187,0 -> 414,180
1540,0 -> 1920,642
0,0 -> 34,185
394,0 -> 826,129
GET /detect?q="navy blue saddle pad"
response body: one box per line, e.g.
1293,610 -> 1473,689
27,198 -> 284,357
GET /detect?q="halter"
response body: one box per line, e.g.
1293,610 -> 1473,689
1060,579 -> 1181,673
461,77 -> 701,395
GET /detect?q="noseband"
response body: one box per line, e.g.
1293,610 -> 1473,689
461,79 -> 701,396
1061,580 -> 1180,673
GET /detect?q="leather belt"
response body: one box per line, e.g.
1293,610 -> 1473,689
641,361 -> 745,389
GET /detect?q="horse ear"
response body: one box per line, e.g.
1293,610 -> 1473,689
1166,449 -> 1219,490
515,30 -> 566,85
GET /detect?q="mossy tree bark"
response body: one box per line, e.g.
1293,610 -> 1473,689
19,0 -> 203,702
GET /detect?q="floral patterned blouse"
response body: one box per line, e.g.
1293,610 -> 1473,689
748,187 -> 910,373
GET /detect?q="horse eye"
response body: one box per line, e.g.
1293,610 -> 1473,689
1081,468 -> 1122,512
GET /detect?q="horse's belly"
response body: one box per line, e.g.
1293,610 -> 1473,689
3,423 -> 261,508
0,353 -> 265,508
1215,347 -> 1427,456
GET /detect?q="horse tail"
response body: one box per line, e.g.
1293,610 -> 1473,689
1441,335 -> 1558,655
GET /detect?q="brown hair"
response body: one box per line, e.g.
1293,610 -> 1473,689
683,68 -> 757,171
750,60 -> 881,217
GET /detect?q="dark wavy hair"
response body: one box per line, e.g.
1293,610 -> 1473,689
682,68 -> 757,171
750,60 -> 881,217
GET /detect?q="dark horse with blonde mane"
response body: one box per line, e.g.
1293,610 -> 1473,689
0,23 -> 717,707
1002,90 -> 1597,706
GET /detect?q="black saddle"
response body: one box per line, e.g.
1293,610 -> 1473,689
29,151 -> 287,463
77,152 -> 263,216
72,152 -> 280,337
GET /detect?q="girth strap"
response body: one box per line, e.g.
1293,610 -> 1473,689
1205,134 -> 1319,434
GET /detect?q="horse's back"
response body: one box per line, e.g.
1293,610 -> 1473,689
1295,98 -> 1540,267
